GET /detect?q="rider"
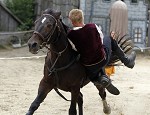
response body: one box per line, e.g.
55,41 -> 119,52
67,9 -> 136,95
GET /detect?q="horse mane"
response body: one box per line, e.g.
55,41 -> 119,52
42,8 -> 70,34
43,8 -> 54,15
43,8 -> 77,54
59,19 -> 70,34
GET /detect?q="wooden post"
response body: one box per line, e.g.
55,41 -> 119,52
34,0 -> 42,19
148,10 -> 150,47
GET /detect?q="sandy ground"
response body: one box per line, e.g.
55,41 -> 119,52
0,46 -> 150,115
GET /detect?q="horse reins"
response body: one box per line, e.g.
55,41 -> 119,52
33,13 -> 79,101
33,14 -> 71,76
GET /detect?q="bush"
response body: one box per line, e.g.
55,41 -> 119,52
5,0 -> 35,30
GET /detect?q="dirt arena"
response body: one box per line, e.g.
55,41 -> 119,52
0,46 -> 150,115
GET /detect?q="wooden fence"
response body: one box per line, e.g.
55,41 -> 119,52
0,30 -> 33,47
0,2 -> 22,32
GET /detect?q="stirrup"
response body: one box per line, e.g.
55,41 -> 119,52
93,75 -> 111,87
101,75 -> 120,95
101,76 -> 111,88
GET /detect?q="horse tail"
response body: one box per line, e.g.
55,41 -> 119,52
109,34 -> 134,64
54,88 -> 71,101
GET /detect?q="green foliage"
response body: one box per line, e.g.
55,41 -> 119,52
5,0 -> 35,30
147,0 -> 150,3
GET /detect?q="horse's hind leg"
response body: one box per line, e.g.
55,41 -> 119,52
26,78 -> 54,115
96,85 -> 111,114
77,92 -> 83,115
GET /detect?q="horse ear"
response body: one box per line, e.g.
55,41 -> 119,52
54,11 -> 61,19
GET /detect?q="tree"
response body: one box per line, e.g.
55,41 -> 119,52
5,0 -> 35,30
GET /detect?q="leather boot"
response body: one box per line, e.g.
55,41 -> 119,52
112,40 -> 136,68
94,75 -> 120,95
101,75 -> 120,95
114,47 -> 136,68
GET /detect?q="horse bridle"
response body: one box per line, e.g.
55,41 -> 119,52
34,14 -> 58,45
33,13 -> 68,51
33,13 -> 69,76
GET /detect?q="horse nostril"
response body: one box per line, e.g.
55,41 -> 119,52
32,42 -> 38,48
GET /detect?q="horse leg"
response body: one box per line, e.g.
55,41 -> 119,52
95,85 -> 111,114
77,92 -> 83,115
69,87 -> 80,115
26,78 -> 54,115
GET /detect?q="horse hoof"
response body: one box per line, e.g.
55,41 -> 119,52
26,111 -> 33,115
103,104 -> 111,114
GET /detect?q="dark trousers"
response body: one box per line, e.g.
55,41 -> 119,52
84,36 -> 111,82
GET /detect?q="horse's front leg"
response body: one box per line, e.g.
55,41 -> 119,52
95,85 -> 111,114
77,92 -> 83,115
69,87 -> 80,115
26,78 -> 54,115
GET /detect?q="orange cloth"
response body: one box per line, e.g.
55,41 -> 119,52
105,66 -> 115,77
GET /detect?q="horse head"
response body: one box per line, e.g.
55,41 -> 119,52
28,9 -> 61,54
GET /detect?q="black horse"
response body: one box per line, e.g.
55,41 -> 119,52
27,9 -> 133,115
26,9 -> 111,115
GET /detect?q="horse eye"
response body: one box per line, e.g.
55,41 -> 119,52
47,24 -> 52,28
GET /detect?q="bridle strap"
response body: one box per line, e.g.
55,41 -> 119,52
34,13 -> 70,76
34,14 -> 58,43
33,31 -> 45,41
47,43 -> 68,76
43,14 -> 58,43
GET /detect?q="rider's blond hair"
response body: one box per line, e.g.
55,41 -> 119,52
69,9 -> 84,23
